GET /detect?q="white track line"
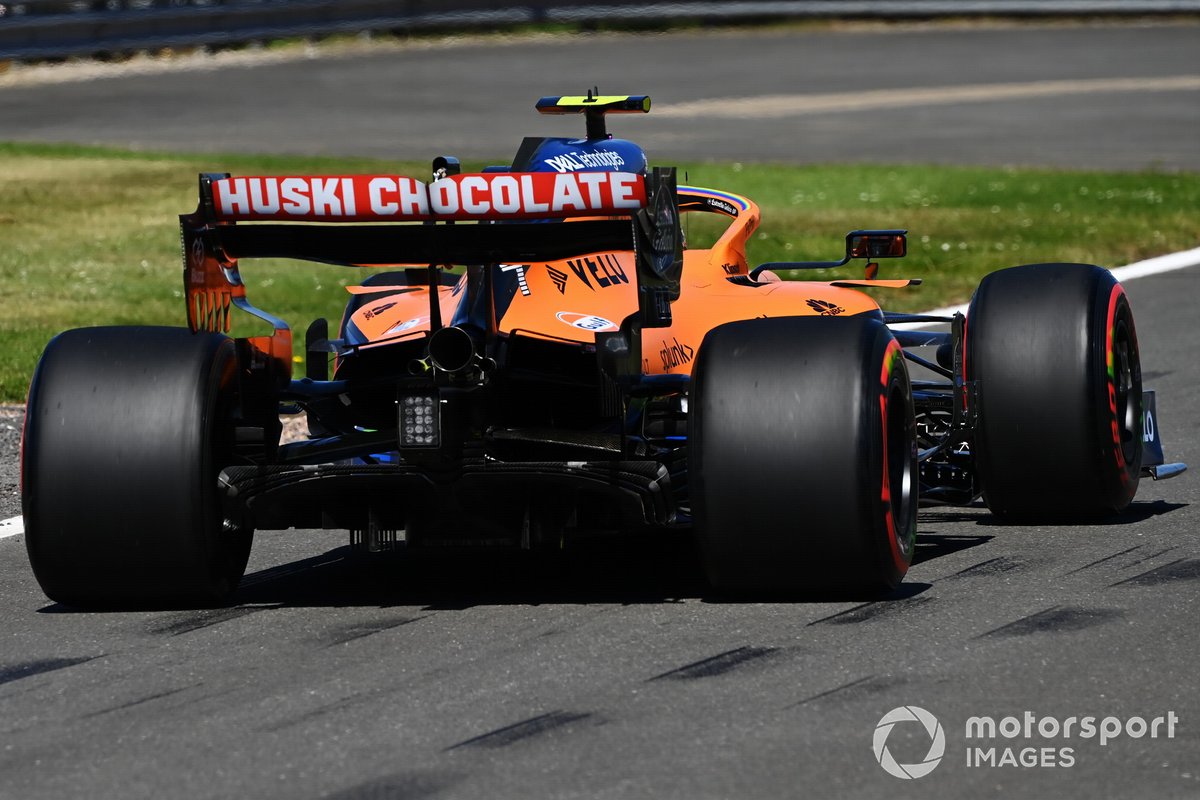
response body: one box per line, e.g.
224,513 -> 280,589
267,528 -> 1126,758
891,245 -> 1200,329
1110,246 -> 1200,282
0,516 -> 24,539
658,76 -> 1200,119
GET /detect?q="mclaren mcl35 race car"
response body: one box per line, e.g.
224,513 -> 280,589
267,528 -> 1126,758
21,93 -> 1188,606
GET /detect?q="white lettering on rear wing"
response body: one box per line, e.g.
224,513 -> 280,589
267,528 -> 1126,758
209,172 -> 646,222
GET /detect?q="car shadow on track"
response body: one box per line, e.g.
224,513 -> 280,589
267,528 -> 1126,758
1057,499 -> 1188,526
33,516 -> 1061,612
912,533 -> 993,566
964,499 -> 1187,528
233,535 -> 712,609
919,499 -> 1187,529
217,530 -> 958,609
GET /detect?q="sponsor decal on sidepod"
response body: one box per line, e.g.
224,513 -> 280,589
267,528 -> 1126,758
556,312 -> 618,333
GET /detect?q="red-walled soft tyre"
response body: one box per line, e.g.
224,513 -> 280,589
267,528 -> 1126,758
967,263 -> 1142,519
690,315 -> 917,595
22,327 -> 252,607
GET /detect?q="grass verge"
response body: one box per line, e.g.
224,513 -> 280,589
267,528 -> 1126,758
1,141 -> 1196,401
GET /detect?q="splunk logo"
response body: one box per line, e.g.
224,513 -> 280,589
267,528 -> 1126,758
873,706 -> 946,779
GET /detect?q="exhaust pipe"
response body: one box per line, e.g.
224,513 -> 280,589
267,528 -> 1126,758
427,326 -> 477,375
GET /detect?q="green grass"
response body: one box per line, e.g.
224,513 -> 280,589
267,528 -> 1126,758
1,141 -> 1197,402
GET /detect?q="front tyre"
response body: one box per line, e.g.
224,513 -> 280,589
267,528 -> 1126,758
22,327 -> 253,606
690,315 -> 917,595
968,263 -> 1142,518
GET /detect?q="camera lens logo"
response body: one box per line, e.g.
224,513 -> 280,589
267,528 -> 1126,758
873,706 -> 945,779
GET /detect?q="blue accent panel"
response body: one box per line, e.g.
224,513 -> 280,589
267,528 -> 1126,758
523,137 -> 648,175
1142,389 -> 1165,467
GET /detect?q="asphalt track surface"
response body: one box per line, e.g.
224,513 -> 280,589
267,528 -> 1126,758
2,20 -> 1200,800
0,265 -> 1197,799
0,21 -> 1198,169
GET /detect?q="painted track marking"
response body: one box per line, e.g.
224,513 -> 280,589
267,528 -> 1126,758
891,246 -> 1200,329
658,76 -> 1200,119
1,516 -> 24,539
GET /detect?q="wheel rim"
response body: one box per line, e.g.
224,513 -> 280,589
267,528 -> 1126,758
886,379 -> 916,561
1112,315 -> 1139,466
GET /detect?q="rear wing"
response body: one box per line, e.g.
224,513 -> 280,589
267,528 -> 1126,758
181,168 -> 683,379
535,93 -> 650,139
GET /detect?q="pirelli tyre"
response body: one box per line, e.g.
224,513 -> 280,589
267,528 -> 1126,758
689,315 -> 917,594
967,263 -> 1142,519
22,327 -> 252,606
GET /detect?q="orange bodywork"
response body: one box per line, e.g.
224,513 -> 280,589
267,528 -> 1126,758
350,285 -> 461,347
345,186 -> 894,372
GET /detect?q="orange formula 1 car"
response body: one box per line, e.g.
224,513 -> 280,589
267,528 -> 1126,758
21,94 -> 1187,605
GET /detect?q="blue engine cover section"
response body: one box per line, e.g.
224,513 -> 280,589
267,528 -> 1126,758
521,137 -> 648,175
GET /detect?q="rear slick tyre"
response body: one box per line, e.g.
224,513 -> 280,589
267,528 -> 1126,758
22,327 -> 252,607
690,315 -> 917,595
967,263 -> 1142,519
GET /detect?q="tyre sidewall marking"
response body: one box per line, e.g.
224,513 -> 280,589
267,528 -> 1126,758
1101,282 -> 1140,494
878,337 -> 912,572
